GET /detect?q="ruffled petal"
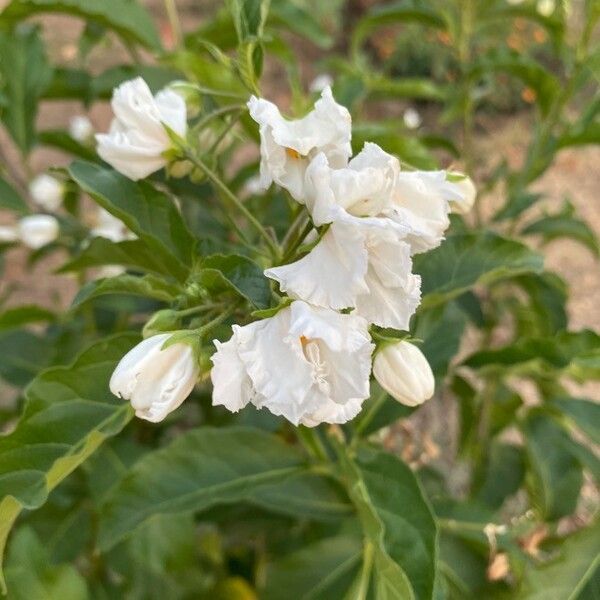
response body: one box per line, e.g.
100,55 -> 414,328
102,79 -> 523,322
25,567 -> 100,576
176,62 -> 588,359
265,221 -> 369,310
155,89 -> 188,137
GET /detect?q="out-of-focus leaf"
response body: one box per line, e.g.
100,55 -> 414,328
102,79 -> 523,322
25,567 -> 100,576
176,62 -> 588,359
71,274 -> 181,310
463,329 -> 600,381
521,409 -> 583,521
4,527 -> 88,599
483,4 -> 565,40
69,161 -> 196,282
0,25 -> 53,153
366,75 -> 446,101
550,397 -> 600,445
516,520 -> 600,599
474,442 -> 524,510
0,334 -> 138,588
0,0 -> 161,50
494,191 -> 543,222
264,534 -> 362,600
353,121 -> 437,169
558,122 -> 600,149
0,329 -> 53,386
228,0 -> 270,42
269,0 -> 334,48
58,238 -> 170,276
42,67 -> 91,101
415,232 -> 543,308
90,65 -> 183,99
37,130 -> 97,161
0,305 -> 55,331
98,427 -> 350,550
470,50 -> 560,116
353,383 -> 414,437
0,176 -> 28,215
522,201 -> 599,257
196,254 -> 271,309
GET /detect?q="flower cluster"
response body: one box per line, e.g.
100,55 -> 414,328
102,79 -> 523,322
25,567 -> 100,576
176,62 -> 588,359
103,81 -> 473,426
210,88 -> 466,426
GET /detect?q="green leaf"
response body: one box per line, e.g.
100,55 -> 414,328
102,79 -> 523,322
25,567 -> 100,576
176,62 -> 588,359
340,447 -> 437,599
4,527 -> 88,599
70,274 -> 181,310
474,442 -> 524,510
0,329 -> 53,386
521,409 -> 583,521
550,397 -> 600,445
415,232 -> 543,308
1,0 -> 161,50
37,130 -> 97,161
196,254 -> 271,309
98,427 -> 348,550
68,161 -> 196,281
58,237 -> 171,276
366,75 -> 446,102
0,305 -> 55,331
0,333 -> 138,588
264,535 -> 362,600
463,330 -> 600,380
483,4 -> 565,40
269,0 -> 333,48
351,0 -> 445,57
90,65 -> 184,99
0,176 -> 28,215
522,201 -> 599,257
516,520 -> 600,600
0,25 -> 53,153
558,122 -> 600,149
228,0 -> 270,42
42,67 -> 91,101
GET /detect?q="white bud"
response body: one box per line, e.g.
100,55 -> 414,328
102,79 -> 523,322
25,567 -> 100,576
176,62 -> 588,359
18,215 -> 60,249
448,173 -> 477,215
110,333 -> 199,422
69,115 -> 94,142
29,174 -> 64,211
373,340 -> 434,407
0,225 -> 19,243
537,0 -> 555,16
403,107 -> 422,130
309,73 -> 334,93
96,77 -> 187,181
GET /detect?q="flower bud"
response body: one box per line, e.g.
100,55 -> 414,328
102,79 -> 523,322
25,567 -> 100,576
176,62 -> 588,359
96,77 -> 187,181
448,173 -> 476,215
403,107 -> 422,130
29,174 -> 64,211
18,215 -> 60,249
69,115 -> 94,143
373,340 -> 434,407
0,225 -> 18,243
110,333 -> 199,422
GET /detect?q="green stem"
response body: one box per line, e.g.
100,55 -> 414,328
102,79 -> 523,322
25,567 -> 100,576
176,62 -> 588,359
279,217 -> 313,264
353,389 -> 387,438
296,426 -> 328,462
184,151 -> 280,257
192,104 -> 246,135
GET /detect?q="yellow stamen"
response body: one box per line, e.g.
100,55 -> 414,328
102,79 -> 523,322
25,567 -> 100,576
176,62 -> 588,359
285,147 -> 302,160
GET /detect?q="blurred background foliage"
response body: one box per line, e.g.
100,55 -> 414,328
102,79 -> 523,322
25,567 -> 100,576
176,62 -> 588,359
0,0 -> 598,598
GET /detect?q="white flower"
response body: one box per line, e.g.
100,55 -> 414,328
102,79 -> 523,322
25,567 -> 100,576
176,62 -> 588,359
242,174 -> 264,197
403,108 -> 422,129
537,0 -> 555,16
373,340 -> 434,406
18,215 -> 60,249
449,174 -> 476,215
211,301 -> 373,426
29,174 -> 64,212
96,77 -> 187,181
303,144 -> 400,226
382,170 -> 462,254
110,333 -> 199,423
69,115 -> 94,142
309,73 -> 334,93
0,225 -> 18,243
247,87 -> 352,201
91,208 -> 135,242
266,214 -> 421,330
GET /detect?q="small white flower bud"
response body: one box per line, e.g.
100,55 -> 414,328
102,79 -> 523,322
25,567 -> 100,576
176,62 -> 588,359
373,340 -> 434,407
18,215 -> 60,249
448,173 -> 477,215
0,225 -> 19,243
537,0 -> 555,17
69,115 -> 94,142
110,333 -> 199,422
29,174 -> 64,211
403,107 -> 422,130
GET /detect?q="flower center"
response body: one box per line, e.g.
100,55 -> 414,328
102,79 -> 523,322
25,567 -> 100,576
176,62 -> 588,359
300,336 -> 330,394
285,147 -> 302,160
